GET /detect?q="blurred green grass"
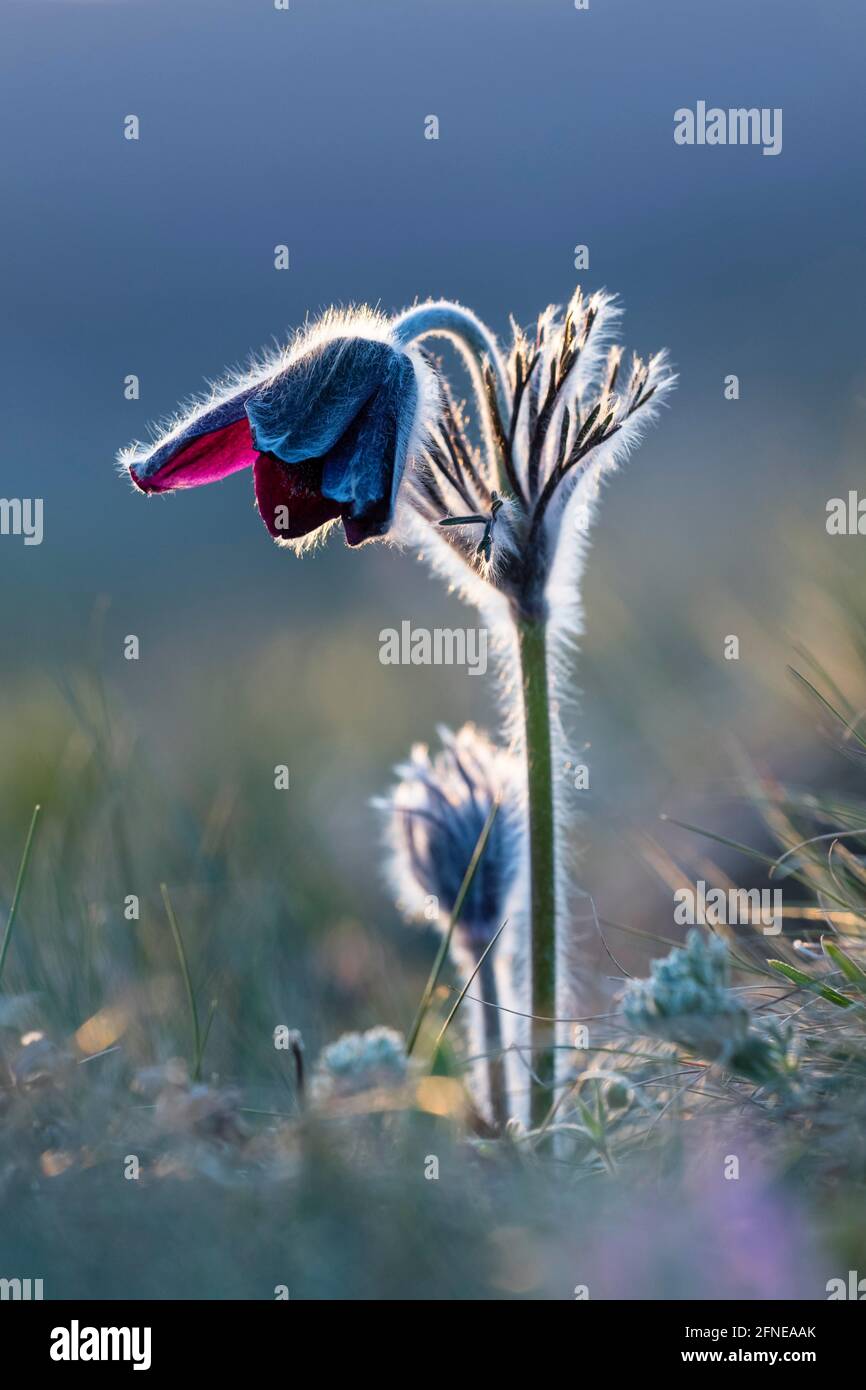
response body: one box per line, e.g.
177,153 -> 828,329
3,498 -> 866,1296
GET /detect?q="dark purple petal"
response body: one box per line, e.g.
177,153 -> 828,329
252,452 -> 341,541
123,332 -> 424,550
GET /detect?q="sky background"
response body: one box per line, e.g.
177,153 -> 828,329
2,0 -> 866,988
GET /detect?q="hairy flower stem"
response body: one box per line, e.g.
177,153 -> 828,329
392,302 -> 512,496
478,953 -> 508,1130
516,615 -> 557,1127
396,307 -> 566,1123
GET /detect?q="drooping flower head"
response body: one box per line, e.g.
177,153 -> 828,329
118,289 -> 673,583
119,309 -> 439,548
377,724 -> 520,961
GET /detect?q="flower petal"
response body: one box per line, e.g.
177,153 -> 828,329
245,337 -> 395,463
121,326 -> 425,551
321,351 -> 418,544
127,395 -> 258,494
252,452 -> 341,541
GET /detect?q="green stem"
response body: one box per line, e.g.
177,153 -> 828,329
478,949 -> 508,1130
516,616 -> 557,1127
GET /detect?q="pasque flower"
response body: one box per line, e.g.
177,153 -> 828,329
119,310 -> 438,547
390,292 -> 675,1124
377,725 -> 521,1126
379,724 -> 520,962
118,287 -> 673,1128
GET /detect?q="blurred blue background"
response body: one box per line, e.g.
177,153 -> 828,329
2,0 -> 866,995
3,1 -> 866,1300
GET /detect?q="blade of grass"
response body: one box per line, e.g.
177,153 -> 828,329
821,937 -> 866,993
769,827 -> 866,881
598,916 -> 684,953
406,798 -> 499,1056
0,804 -> 42,990
788,667 -> 866,752
661,813 -> 793,872
790,643 -> 852,716
197,997 -> 219,1077
768,958 -> 853,1008
161,883 -> 202,1080
433,920 -> 507,1055
661,813 -> 858,916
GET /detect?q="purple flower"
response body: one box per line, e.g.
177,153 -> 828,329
119,313 -> 436,548
378,724 -> 520,960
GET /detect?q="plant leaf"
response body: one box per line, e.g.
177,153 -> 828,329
821,937 -> 866,993
768,959 -> 853,1008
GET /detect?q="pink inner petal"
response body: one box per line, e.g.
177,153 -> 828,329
130,418 -> 259,493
